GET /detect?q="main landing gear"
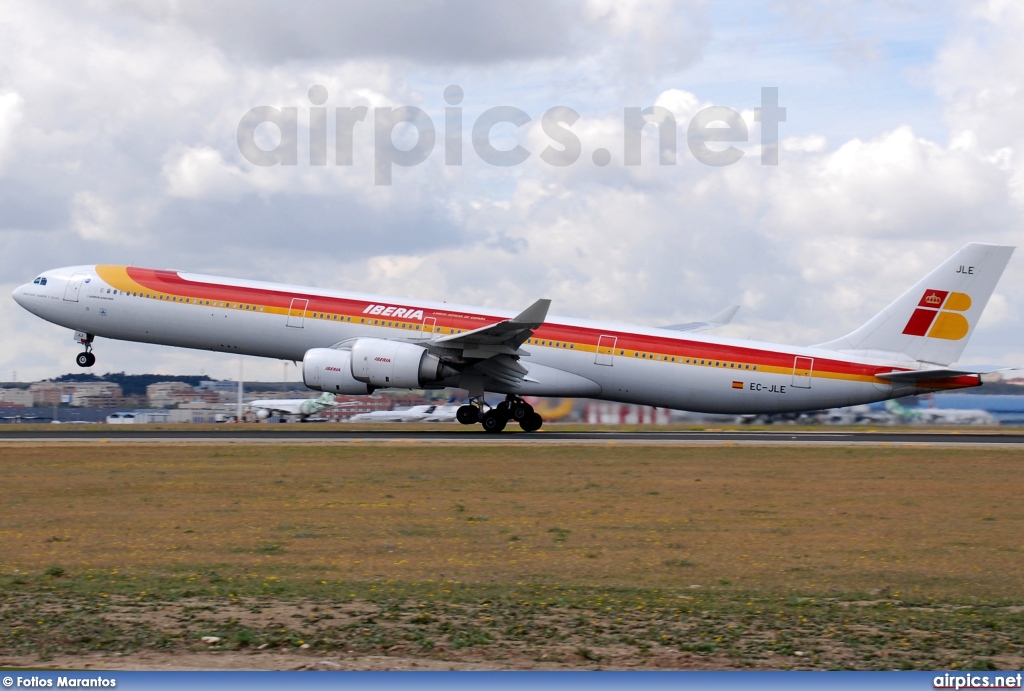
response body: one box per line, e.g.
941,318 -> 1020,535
456,395 -> 543,434
75,333 -> 95,368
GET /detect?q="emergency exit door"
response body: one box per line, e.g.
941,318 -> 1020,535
792,356 -> 814,389
595,335 -> 617,366
286,298 -> 308,328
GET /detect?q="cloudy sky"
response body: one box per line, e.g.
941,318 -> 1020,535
2,0 -> 1022,382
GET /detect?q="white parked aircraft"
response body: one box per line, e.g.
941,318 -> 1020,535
347,403 -> 459,423
248,391 -> 340,421
11,243 -> 1014,433
883,399 -> 998,425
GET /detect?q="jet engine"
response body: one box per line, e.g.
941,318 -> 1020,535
255,408 -> 271,420
302,348 -> 373,394
349,338 -> 458,388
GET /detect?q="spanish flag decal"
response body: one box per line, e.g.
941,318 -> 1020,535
902,289 -> 972,340
732,381 -> 744,389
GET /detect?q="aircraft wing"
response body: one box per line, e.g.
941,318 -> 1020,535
433,298 -> 550,358
661,305 -> 739,333
425,298 -> 551,391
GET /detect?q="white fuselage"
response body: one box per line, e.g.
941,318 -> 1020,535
11,264 -> 971,414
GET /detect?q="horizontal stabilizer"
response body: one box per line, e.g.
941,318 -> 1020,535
876,365 -> 1013,383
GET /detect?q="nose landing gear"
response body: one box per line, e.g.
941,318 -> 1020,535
75,332 -> 95,368
456,395 -> 543,433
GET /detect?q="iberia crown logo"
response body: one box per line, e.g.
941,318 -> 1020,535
902,289 -> 973,340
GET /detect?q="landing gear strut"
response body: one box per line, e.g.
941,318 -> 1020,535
75,334 -> 95,368
457,395 -> 543,433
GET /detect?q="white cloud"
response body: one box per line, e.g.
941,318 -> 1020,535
782,134 -> 827,153
163,147 -> 248,199
2,0 -> 1023,381
70,192 -> 119,242
0,92 -> 24,168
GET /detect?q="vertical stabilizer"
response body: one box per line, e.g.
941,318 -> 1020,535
814,243 -> 1014,365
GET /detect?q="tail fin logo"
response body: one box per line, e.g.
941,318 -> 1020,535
902,289 -> 973,340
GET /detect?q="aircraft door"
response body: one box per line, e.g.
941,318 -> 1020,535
792,356 -> 814,389
63,273 -> 88,302
595,335 -> 617,366
418,316 -> 436,340
286,298 -> 309,328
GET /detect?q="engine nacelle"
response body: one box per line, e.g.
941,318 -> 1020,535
302,348 -> 373,394
350,338 -> 458,388
255,408 -> 271,420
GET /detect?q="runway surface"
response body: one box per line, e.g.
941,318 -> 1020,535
2,428 -> 1023,445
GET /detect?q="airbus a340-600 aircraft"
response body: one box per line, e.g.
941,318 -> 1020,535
11,243 -> 1014,433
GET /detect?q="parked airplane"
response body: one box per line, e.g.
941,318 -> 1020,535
347,403 -> 459,423
248,391 -> 340,421
883,399 -> 997,425
11,243 -> 1014,433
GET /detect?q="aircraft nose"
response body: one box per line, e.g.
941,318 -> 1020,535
11,283 -> 27,307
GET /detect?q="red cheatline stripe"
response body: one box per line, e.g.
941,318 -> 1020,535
123,266 -> 905,382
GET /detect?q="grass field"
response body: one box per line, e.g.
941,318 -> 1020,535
1,442 -> 1022,670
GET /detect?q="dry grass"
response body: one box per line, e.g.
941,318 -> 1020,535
0,443 -> 1021,594
1,442 -> 1022,670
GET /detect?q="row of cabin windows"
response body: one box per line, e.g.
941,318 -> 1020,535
524,337 -> 756,370
353,319 -> 471,334
630,350 -> 757,370
526,338 -> 575,349
106,287 -> 264,311
311,313 -> 353,322
359,317 -> 423,329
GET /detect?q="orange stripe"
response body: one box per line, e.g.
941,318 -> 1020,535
96,265 -> 904,385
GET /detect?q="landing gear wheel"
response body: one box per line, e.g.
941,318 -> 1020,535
519,412 -> 543,432
481,409 -> 508,433
456,405 -> 480,425
76,352 -> 95,368
509,401 -> 533,421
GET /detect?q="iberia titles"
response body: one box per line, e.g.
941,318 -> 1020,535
362,304 -> 425,320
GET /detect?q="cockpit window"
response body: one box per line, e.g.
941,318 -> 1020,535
33,277 -> 47,285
